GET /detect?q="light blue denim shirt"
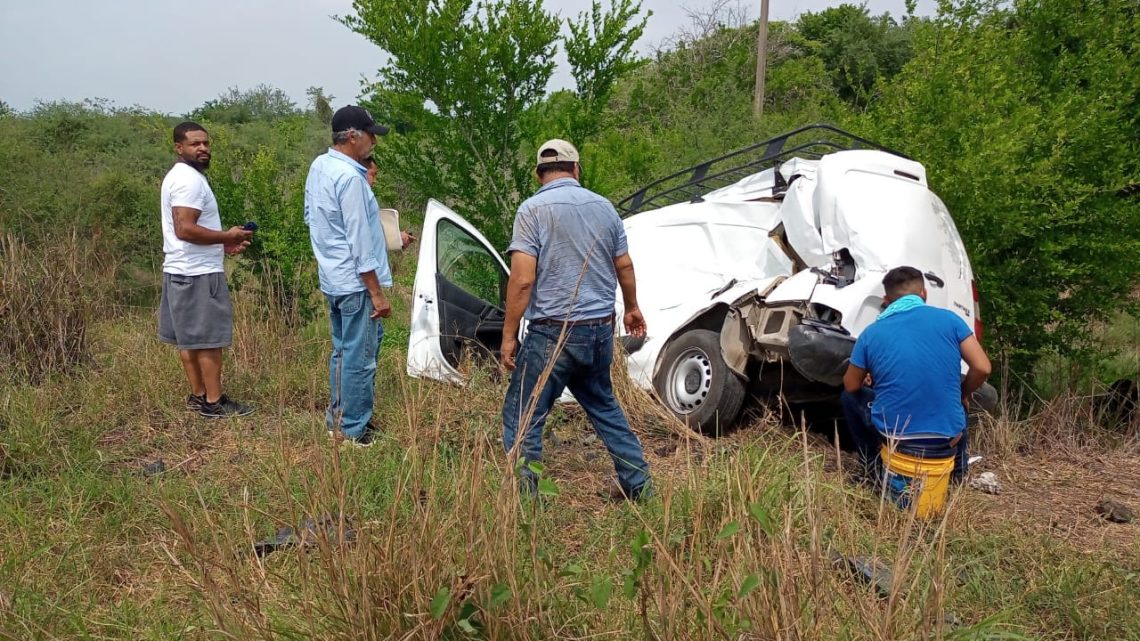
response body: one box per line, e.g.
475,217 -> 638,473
507,177 -> 627,321
303,149 -> 392,295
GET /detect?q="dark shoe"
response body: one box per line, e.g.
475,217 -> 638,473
199,395 -> 255,418
603,479 -> 651,503
186,394 -> 206,412
330,421 -> 377,444
342,426 -> 377,449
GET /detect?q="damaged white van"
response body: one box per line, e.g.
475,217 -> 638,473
407,125 -> 997,432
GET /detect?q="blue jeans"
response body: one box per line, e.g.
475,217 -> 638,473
325,291 -> 383,440
840,387 -> 969,483
502,323 -> 651,498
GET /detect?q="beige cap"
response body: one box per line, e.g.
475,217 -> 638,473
536,139 -> 579,166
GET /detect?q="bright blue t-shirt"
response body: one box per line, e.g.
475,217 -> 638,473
850,305 -> 973,439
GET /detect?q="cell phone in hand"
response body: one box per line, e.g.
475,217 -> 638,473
242,222 -> 258,232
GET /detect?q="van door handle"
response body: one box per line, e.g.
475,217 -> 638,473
924,271 -> 945,288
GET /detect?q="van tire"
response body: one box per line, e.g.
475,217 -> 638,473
653,329 -> 746,434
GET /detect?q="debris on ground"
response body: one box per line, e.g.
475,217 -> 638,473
940,612 -> 962,628
141,459 -> 166,477
252,514 -> 358,558
831,553 -> 899,599
654,442 -> 679,458
1095,498 -> 1135,524
969,472 -> 1001,495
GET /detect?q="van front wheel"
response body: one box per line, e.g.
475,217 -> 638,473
653,329 -> 746,434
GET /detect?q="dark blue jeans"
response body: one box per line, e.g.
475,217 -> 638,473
325,291 -> 383,440
502,323 -> 651,498
840,387 -> 969,483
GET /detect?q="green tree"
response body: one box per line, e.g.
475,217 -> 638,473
190,84 -> 299,125
343,0 -> 648,248
306,86 -> 334,126
343,0 -> 559,248
863,0 -> 1140,368
561,0 -> 648,145
797,4 -> 913,109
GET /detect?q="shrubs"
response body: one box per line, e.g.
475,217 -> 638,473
0,232 -> 116,384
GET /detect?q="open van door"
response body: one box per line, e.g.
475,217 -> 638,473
407,199 -> 510,382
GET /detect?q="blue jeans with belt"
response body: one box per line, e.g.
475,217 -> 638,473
502,321 -> 651,498
840,387 -> 969,483
325,290 -> 383,440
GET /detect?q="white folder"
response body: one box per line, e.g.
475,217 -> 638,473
380,208 -> 401,251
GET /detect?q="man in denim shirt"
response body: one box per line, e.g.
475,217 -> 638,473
501,139 -> 652,500
304,106 -> 392,447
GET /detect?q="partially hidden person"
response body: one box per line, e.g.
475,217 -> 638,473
158,121 -> 255,418
500,138 -> 652,501
361,155 -> 416,250
303,106 -> 393,448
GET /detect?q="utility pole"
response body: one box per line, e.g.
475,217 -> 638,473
753,0 -> 769,118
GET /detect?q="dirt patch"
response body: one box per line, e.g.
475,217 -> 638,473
546,406 -> 1140,559
971,449 -> 1140,557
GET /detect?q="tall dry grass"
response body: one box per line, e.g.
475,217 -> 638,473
0,231 -> 117,385
3,264 -> 1136,639
975,364 -> 1139,458
154,303 -> 1014,640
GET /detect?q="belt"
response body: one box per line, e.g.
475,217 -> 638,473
530,315 -> 613,327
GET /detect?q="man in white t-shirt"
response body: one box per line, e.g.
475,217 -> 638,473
158,121 -> 255,418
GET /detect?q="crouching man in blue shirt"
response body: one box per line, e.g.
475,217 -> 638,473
841,266 -> 992,484
303,106 -> 393,448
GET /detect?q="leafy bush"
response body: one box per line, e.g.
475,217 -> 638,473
345,0 -> 648,248
862,0 -> 1140,367
189,84 -> 299,125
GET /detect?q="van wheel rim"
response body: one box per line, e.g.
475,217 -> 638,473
667,348 -> 713,413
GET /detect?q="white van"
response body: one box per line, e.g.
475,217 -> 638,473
407,125 -> 996,432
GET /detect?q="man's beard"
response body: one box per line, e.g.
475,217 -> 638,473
182,155 -> 210,171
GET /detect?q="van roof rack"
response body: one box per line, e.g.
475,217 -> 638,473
616,123 -> 907,216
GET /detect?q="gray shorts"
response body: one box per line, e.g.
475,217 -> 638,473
158,272 -> 233,350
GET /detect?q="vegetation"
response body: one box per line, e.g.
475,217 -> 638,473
343,0 -> 647,248
861,0 -> 1140,367
2,0 -> 1135,369
0,0 -> 1138,638
1,259 -> 1137,640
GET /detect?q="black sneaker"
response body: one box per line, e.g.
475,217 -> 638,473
198,395 -> 255,418
186,394 -> 206,412
329,421 -> 377,442
343,428 -> 377,449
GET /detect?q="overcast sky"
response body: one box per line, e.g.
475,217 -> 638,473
0,0 -> 935,115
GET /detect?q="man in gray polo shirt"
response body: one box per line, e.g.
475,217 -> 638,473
500,139 -> 651,501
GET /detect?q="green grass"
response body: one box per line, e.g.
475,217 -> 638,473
1,266 -> 1138,640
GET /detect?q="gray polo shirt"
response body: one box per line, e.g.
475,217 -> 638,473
507,177 -> 627,322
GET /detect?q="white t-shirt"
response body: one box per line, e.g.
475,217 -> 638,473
161,162 -> 224,275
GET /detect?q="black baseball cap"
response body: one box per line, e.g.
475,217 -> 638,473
331,105 -> 389,136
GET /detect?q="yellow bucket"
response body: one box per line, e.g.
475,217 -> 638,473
880,444 -> 955,518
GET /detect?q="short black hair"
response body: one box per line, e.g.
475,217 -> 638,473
882,266 -> 925,300
173,121 -> 207,143
362,155 -> 376,168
